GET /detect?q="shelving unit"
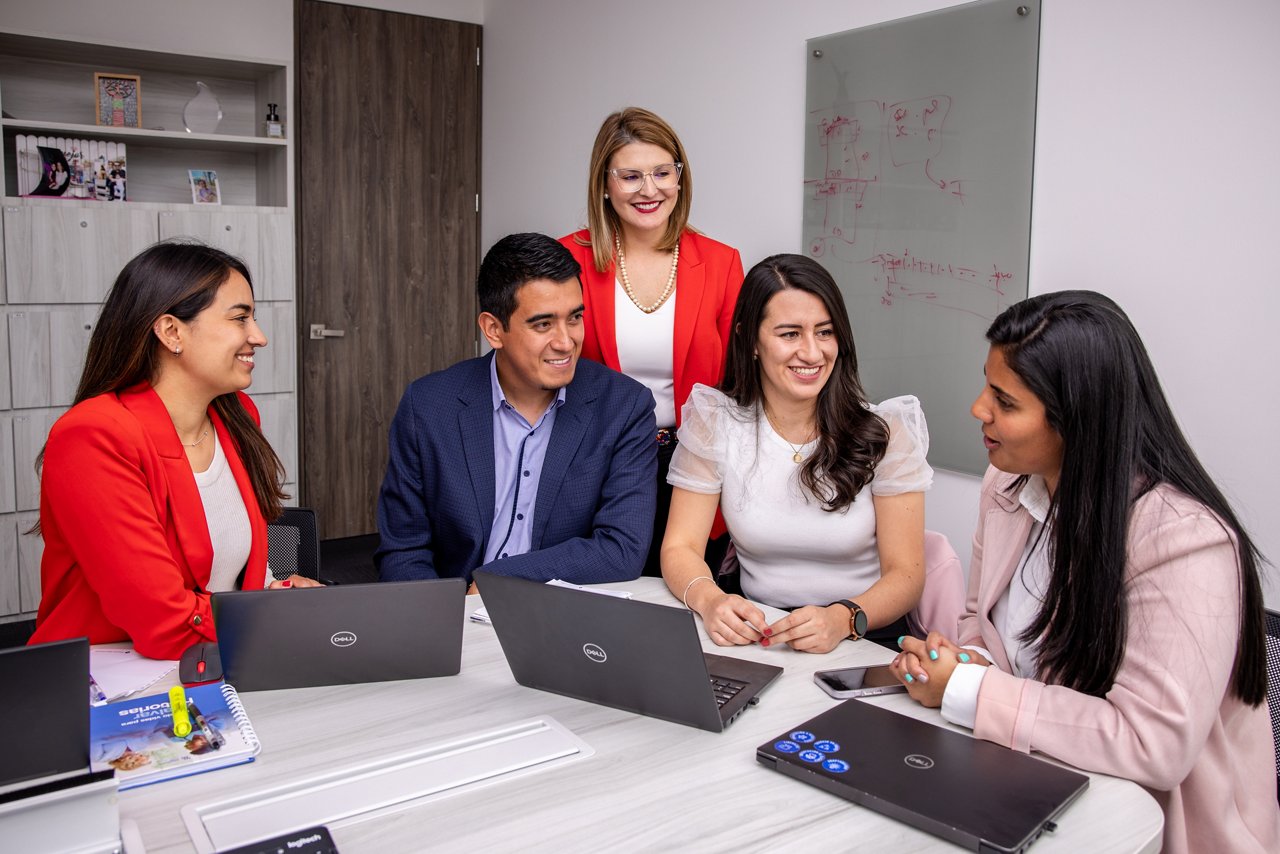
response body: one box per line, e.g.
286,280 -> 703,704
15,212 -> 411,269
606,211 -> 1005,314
0,30 -> 298,622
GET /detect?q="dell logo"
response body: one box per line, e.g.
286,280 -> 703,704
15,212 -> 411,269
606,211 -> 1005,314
582,643 -> 607,663
330,632 -> 357,647
904,754 -> 934,770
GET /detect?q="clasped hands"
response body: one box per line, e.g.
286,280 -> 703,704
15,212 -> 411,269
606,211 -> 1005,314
690,589 -> 852,654
890,632 -> 992,707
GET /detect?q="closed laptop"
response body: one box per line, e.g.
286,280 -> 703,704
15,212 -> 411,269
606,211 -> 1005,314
0,638 -> 90,791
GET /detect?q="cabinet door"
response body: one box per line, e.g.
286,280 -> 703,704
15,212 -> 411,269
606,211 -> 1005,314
12,408 -> 66,513
8,307 -> 98,408
257,212 -> 295,302
15,512 -> 42,614
0,520 -> 19,617
250,302 -> 295,394
158,211 -> 262,286
3,205 -> 158,304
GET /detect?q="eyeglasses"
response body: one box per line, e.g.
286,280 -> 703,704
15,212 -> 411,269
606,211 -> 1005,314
607,162 -> 683,193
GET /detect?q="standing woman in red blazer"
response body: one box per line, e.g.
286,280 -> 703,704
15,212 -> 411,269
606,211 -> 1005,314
561,107 -> 744,576
29,242 -> 319,660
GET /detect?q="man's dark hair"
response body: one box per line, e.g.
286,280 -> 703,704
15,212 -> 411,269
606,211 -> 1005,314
478,233 -> 581,327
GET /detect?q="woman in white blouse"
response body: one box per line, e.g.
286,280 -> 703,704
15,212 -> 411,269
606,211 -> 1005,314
661,254 -> 932,653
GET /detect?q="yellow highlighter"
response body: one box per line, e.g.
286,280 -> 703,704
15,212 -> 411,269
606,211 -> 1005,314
169,686 -> 193,738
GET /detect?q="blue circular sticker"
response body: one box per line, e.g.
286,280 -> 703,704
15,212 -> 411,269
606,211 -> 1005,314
814,740 -> 840,753
791,731 -> 816,743
774,740 -> 800,753
799,750 -> 826,764
823,758 -> 851,773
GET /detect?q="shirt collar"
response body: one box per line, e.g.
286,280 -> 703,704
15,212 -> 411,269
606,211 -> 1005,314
1019,475 -> 1052,524
489,355 -> 567,415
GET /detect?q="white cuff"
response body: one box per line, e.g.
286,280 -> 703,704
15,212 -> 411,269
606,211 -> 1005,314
940,662 -> 988,730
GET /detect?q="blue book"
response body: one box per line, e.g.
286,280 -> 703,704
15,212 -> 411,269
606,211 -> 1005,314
89,683 -> 260,790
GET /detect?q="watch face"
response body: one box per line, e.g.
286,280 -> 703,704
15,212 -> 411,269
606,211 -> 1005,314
852,607 -> 868,637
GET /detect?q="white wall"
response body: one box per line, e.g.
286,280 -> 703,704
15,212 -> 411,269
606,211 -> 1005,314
480,0 -> 1280,604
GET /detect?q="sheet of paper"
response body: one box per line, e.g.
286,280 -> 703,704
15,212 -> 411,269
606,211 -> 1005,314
471,578 -> 634,623
90,648 -> 177,703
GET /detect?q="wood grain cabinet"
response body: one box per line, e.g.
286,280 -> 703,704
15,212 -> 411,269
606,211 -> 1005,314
0,31 -> 297,622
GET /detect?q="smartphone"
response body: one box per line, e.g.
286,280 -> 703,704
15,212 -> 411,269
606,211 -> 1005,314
813,664 -> 908,699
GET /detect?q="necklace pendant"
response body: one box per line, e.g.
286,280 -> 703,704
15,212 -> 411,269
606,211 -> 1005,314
793,451 -> 804,464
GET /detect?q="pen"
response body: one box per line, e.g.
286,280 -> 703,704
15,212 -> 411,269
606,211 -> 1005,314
88,674 -> 107,704
187,700 -> 224,750
169,686 -> 192,738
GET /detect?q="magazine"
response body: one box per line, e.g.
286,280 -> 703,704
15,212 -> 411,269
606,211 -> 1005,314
89,682 -> 260,790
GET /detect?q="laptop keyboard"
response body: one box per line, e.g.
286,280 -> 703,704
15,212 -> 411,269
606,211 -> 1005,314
710,675 -> 748,708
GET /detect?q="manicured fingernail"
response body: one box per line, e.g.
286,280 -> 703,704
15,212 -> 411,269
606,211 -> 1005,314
760,638 -> 770,647
929,649 -> 938,661
916,672 -> 929,683
281,580 -> 292,588
904,674 -> 914,683
958,653 -> 971,663
897,636 -> 906,648
763,627 -> 773,636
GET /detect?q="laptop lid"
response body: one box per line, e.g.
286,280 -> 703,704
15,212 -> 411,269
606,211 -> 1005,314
474,571 -> 782,732
756,699 -> 1088,852
212,579 -> 465,691
0,638 -> 90,790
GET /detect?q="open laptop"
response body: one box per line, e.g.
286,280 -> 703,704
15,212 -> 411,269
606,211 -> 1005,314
0,638 -> 90,792
756,699 -> 1089,852
474,571 -> 782,732
212,579 -> 465,691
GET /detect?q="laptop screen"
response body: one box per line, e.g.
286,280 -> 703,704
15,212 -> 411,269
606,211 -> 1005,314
0,638 -> 90,790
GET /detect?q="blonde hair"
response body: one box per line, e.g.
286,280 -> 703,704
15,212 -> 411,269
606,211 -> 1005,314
583,107 -> 693,272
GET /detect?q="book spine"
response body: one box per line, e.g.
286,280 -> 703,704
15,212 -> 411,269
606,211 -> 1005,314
220,683 -> 261,754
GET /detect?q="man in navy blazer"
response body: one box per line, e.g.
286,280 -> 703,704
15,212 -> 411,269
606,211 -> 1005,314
376,233 -> 657,586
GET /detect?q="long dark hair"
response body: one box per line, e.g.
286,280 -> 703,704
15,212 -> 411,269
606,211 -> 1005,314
988,290 -> 1267,704
721,254 -> 887,511
66,241 -> 287,520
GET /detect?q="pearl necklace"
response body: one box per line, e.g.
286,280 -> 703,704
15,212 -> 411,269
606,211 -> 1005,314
615,233 -> 679,314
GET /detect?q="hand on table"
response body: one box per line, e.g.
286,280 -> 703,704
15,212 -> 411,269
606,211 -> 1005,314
268,574 -> 324,589
891,631 -> 988,707
766,605 -> 850,654
690,589 -> 771,647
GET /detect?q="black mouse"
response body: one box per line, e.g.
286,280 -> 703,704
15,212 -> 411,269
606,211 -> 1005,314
179,642 -> 223,685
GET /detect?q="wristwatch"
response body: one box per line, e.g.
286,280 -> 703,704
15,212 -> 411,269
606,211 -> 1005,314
830,599 -> 868,640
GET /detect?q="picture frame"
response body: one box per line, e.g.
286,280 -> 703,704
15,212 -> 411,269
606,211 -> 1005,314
94,73 -> 142,128
189,169 -> 221,205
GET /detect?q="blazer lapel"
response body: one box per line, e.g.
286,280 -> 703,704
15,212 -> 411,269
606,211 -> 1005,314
585,262 -> 621,370
531,374 -> 595,547
671,232 -> 705,400
459,368 -> 496,544
119,384 -> 213,589
976,500 -> 1034,673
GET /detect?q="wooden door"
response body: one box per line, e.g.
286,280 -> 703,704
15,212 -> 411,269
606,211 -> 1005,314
297,2 -> 481,538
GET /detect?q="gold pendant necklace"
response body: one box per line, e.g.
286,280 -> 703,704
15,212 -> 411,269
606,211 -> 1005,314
615,233 -> 679,313
764,406 -> 814,464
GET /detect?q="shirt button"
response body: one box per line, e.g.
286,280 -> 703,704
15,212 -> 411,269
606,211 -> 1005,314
192,615 -> 203,626
501,552 -> 508,558
516,513 -> 524,520
523,470 -> 530,477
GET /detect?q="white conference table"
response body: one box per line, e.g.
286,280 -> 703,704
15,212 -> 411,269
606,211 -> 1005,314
117,578 -> 1163,853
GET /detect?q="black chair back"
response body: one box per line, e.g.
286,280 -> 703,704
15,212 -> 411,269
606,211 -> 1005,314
1266,609 -> 1280,804
267,507 -> 321,581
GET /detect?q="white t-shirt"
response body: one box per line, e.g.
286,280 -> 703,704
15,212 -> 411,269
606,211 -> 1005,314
192,432 -> 253,593
667,384 -> 933,608
614,276 -> 677,427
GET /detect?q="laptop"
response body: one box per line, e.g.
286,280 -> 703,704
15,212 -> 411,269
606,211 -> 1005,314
212,579 -> 466,691
756,699 -> 1089,852
474,571 -> 783,732
0,638 -> 90,792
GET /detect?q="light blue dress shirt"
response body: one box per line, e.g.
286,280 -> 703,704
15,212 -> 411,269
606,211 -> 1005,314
482,357 -> 566,564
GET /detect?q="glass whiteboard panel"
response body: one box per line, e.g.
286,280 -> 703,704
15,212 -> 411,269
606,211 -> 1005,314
804,0 -> 1039,474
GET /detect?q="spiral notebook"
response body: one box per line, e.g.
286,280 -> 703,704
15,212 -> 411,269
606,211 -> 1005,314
89,682 -> 260,790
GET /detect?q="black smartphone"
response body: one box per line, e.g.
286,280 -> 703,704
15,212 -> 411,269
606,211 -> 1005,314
813,663 -> 908,699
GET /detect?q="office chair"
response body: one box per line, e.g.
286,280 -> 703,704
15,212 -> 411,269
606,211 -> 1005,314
1266,608 -> 1280,805
266,507 -> 322,582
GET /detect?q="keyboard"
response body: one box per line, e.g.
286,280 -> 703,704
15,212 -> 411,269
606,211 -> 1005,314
710,675 -> 747,708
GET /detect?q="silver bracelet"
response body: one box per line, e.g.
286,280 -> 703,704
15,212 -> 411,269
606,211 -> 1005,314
681,575 -> 715,610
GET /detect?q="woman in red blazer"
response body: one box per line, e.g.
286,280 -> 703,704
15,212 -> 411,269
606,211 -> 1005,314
29,242 -> 317,660
562,107 -> 744,576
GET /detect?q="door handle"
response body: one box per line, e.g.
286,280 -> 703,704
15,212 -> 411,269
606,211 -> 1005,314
309,323 -> 347,340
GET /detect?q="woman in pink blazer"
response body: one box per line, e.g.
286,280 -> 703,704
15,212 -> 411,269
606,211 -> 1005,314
561,107 -> 744,576
891,291 -> 1278,853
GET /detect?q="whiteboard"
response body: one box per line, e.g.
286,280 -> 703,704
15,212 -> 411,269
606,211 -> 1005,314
804,0 -> 1039,474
